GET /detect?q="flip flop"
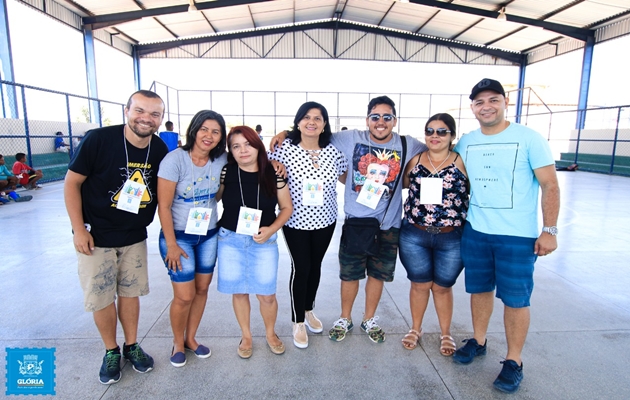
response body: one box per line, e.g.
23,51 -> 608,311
440,335 -> 457,356
401,329 -> 422,350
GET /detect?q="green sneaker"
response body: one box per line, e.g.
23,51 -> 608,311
360,316 -> 385,343
328,318 -> 353,342
99,348 -> 121,385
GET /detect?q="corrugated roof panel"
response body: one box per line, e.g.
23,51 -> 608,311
142,0 -> 187,9
451,0 -> 500,12
157,11 -> 214,37
342,0 -> 393,26
456,19 -> 513,44
250,0 -> 294,14
548,1 -> 628,27
210,17 -> 255,33
337,30 -> 375,59
75,0 -> 139,15
406,41 -> 438,63
252,9 -> 294,27
263,33 -> 295,58
295,30 -> 334,58
200,40 -> 231,58
46,0 -> 82,29
231,36 -> 264,58
596,16 -> 630,41
295,0 -> 336,21
494,0 -> 569,20
492,27 -> 564,52
374,35 -> 406,61
381,5 -> 436,32
419,10 -> 481,38
208,3 -> 253,20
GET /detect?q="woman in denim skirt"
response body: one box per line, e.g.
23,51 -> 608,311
216,125 -> 293,359
398,113 -> 469,356
157,110 -> 227,367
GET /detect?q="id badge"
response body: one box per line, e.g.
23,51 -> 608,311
185,207 -> 212,235
235,206 -> 262,236
117,179 -> 146,214
302,179 -> 324,206
420,177 -> 444,205
356,179 -> 386,210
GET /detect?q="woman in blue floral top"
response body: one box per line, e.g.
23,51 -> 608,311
398,113 -> 469,356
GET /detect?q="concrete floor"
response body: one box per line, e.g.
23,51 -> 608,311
1,170 -> 629,399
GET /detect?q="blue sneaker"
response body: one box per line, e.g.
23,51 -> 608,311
185,344 -> 211,359
453,338 -> 487,364
170,349 -> 186,368
123,343 -> 154,373
493,360 -> 523,393
99,349 -> 121,385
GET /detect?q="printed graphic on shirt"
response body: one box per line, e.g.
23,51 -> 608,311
111,166 -> 153,208
463,143 -> 518,209
351,143 -> 402,200
176,174 -> 218,204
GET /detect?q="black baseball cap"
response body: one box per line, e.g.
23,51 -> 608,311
469,78 -> 506,100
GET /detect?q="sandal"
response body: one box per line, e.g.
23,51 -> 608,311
440,335 -> 456,356
401,329 -> 422,350
267,334 -> 285,355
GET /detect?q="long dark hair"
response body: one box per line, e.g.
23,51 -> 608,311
227,125 -> 277,197
287,101 -> 332,148
181,110 -> 227,161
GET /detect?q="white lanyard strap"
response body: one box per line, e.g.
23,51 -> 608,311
189,152 -> 212,206
122,127 -> 151,179
237,167 -> 259,209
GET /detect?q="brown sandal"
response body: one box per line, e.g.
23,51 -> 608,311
401,329 -> 422,350
237,340 -> 252,359
440,335 -> 456,356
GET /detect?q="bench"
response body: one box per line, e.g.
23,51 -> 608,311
29,152 -> 70,183
556,153 -> 630,176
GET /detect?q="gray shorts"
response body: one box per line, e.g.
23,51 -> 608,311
77,240 -> 149,312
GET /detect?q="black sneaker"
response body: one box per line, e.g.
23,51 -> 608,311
99,348 -> 121,385
123,343 -> 154,373
493,360 -> 523,393
452,338 -> 487,364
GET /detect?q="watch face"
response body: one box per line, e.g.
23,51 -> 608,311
544,226 -> 558,235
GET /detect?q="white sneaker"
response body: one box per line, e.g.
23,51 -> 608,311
293,323 -> 308,349
304,310 -> 323,333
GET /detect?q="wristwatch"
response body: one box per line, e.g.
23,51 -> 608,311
542,226 -> 558,236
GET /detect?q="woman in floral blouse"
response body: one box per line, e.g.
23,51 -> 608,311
398,113 -> 469,356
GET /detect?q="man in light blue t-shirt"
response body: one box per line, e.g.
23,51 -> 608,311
452,79 -> 560,394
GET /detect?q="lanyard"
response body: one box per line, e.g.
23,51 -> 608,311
237,167 -> 259,209
122,127 -> 151,179
188,152 -> 212,206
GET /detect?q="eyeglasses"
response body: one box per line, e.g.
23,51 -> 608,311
368,113 -> 395,122
425,128 -> 451,137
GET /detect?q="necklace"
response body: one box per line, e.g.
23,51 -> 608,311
303,148 -> 321,169
427,151 -> 451,176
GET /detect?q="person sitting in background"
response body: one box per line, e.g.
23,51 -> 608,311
0,154 -> 32,203
159,121 -> 181,152
55,132 -> 70,153
13,153 -> 43,190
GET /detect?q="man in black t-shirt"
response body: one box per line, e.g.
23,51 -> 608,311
64,90 -> 169,385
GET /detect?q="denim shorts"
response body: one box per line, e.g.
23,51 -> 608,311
216,227 -> 279,295
398,219 -> 463,287
461,222 -> 537,308
158,228 -> 219,283
338,227 -> 399,282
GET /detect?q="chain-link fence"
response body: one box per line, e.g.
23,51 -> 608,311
1,80 -> 125,183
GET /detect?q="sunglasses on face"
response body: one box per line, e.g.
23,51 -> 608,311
425,128 -> 451,137
368,113 -> 395,122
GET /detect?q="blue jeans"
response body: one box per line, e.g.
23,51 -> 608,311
158,228 -> 219,283
398,219 -> 464,287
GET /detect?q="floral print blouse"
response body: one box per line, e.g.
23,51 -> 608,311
403,154 -> 469,227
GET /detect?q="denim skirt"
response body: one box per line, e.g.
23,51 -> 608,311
217,227 -> 279,295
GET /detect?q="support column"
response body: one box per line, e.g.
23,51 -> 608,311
515,57 -> 527,124
83,26 -> 101,125
575,36 -> 595,129
0,0 -> 18,118
133,46 -> 141,91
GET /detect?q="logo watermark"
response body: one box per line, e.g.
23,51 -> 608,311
5,348 -> 56,396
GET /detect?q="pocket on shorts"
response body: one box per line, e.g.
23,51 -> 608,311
264,232 -> 278,245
